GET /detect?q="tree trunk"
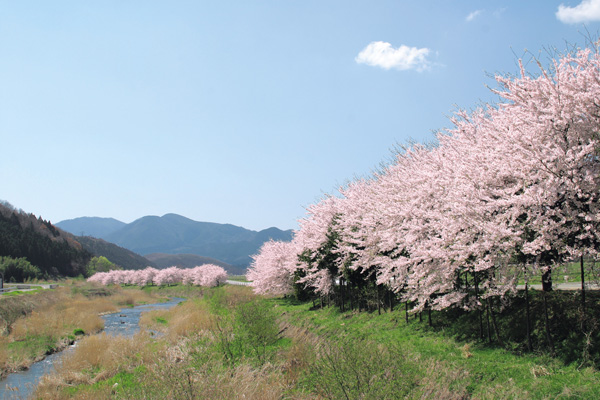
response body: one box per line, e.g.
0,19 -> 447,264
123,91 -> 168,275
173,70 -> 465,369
474,272 -> 483,340
340,278 -> 345,312
525,280 -> 532,352
349,285 -> 354,311
581,255 -> 586,331
486,301 -> 492,343
376,283 -> 381,315
488,297 -> 502,345
405,301 -> 409,324
542,291 -> 555,355
428,307 -> 432,327
542,267 -> 552,292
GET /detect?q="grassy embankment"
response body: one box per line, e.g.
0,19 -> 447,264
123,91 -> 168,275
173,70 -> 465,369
33,284 -> 600,400
0,281 -> 160,379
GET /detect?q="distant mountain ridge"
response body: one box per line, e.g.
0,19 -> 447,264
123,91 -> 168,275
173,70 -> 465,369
57,214 -> 294,269
56,217 -> 126,238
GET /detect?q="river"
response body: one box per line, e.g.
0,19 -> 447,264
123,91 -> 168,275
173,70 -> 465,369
0,296 -> 184,400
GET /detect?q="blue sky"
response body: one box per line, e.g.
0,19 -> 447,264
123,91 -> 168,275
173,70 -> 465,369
1,0 -> 600,231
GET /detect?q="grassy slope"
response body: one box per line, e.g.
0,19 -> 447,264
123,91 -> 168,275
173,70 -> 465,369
277,299 -> 600,399
35,285 -> 600,400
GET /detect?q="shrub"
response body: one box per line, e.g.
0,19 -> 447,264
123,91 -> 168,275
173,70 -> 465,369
0,256 -> 42,283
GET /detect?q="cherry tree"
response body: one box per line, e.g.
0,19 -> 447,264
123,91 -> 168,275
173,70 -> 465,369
153,266 -> 183,286
196,264 -> 228,287
247,239 -> 301,296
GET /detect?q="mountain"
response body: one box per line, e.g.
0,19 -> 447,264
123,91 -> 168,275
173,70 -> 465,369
58,213 -> 294,269
0,201 -> 91,278
75,236 -> 157,270
56,217 -> 126,238
145,253 -> 241,275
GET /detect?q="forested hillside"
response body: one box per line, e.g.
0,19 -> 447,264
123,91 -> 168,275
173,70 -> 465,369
0,201 -> 91,278
75,236 -> 156,270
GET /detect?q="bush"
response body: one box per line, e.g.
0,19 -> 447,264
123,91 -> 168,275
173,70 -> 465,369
0,256 -> 42,283
234,300 -> 280,364
305,335 -> 416,400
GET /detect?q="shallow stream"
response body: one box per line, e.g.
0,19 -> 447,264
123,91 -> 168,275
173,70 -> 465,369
0,296 -> 184,399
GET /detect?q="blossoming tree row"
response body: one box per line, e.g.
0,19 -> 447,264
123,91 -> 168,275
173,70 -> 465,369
248,46 -> 600,321
88,264 -> 228,287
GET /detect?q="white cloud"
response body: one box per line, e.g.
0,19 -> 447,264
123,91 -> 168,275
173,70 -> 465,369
355,41 -> 431,72
466,10 -> 483,22
556,0 -> 600,23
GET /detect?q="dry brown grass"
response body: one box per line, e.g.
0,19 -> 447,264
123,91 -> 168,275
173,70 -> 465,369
10,293 -> 119,340
34,332 -> 155,399
110,289 -> 157,307
167,300 -> 214,339
0,288 -> 65,335
119,337 -> 288,400
139,309 -> 170,332
0,283 -> 161,379
216,285 -> 257,308
280,325 -> 319,386
140,299 -> 215,340
0,336 -> 8,369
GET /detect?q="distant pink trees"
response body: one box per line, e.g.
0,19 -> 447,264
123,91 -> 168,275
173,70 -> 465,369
248,45 -> 600,318
193,264 -> 228,287
87,264 -> 227,288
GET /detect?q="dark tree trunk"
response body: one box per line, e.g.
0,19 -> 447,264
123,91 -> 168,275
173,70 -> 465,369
428,307 -> 432,327
376,283 -> 381,315
581,255 -> 586,331
488,297 -> 502,345
349,285 -> 354,311
405,301 -> 409,324
542,268 -> 552,292
474,272 -> 483,340
542,291 -> 555,355
486,301 -> 492,344
340,278 -> 345,312
525,280 -> 532,352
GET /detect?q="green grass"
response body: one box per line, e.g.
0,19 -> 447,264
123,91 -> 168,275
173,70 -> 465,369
64,365 -> 147,397
7,335 -> 57,360
273,297 -> 600,399
34,286 -> 600,399
1,288 -> 44,297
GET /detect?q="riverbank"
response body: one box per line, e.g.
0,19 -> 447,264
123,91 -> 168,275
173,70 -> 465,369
32,285 -> 600,399
0,281 -> 160,380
